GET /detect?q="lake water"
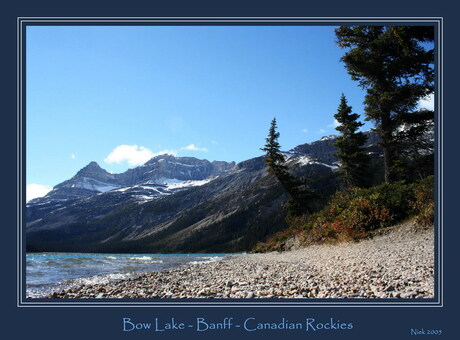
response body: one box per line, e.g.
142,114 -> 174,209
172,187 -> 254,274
26,253 -> 227,298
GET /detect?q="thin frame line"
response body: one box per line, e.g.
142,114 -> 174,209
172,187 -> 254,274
18,17 -> 443,308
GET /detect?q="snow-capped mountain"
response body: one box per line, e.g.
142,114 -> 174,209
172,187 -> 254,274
35,161 -> 121,202
117,154 -> 235,187
29,154 -> 236,204
26,131 -> 387,253
289,130 -> 380,166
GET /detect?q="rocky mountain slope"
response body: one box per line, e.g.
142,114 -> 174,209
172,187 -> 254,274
30,155 -> 236,204
26,132 -> 381,253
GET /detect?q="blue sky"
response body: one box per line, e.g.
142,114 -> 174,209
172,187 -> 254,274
26,25 -> 422,200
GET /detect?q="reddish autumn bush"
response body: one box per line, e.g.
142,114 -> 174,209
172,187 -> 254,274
254,177 -> 434,251
409,176 -> 434,228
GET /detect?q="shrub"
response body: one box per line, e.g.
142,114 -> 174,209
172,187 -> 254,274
303,181 -> 415,241
253,176 -> 435,251
409,176 -> 434,228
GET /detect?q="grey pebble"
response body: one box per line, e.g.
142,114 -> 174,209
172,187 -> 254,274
47,221 -> 434,300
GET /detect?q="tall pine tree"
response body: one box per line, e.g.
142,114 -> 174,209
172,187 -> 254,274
335,26 -> 434,183
334,94 -> 369,188
260,118 -> 288,179
261,118 -> 315,216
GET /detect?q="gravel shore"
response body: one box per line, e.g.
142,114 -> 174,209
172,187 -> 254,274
48,221 -> 434,299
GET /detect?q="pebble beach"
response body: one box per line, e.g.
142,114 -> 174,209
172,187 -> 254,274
47,221 -> 434,299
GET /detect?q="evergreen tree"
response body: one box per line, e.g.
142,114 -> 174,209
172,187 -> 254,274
335,26 -> 434,183
392,108 -> 434,181
260,118 -> 288,179
261,118 -> 315,216
334,94 -> 369,188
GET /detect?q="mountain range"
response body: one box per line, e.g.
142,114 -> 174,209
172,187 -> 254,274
26,131 -> 381,253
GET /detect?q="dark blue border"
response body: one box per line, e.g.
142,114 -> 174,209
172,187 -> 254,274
17,16 -> 443,308
3,1 -> 458,339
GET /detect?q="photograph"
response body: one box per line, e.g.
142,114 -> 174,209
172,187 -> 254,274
23,23 -> 437,302
3,4 -> 456,339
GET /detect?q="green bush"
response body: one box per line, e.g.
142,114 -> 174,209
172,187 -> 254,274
409,176 -> 434,228
254,176 -> 435,251
303,181 -> 416,242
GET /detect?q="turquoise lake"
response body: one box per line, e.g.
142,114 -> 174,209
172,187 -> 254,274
26,253 -> 227,298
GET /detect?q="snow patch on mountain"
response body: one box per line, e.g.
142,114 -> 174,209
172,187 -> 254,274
295,156 -> 317,166
110,177 -> 218,204
320,135 -> 337,141
165,178 -> 216,189
68,177 -> 121,193
134,195 -> 158,203
293,155 -> 340,169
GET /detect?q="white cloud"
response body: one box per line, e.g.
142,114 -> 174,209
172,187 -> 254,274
318,128 -> 326,134
180,144 -> 208,152
418,93 -> 434,111
104,145 -> 177,166
328,119 -> 340,128
104,143 -> 210,166
302,128 -> 308,134
70,153 -> 76,159
27,184 -> 52,202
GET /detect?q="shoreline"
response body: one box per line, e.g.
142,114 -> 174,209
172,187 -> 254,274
44,221 -> 434,299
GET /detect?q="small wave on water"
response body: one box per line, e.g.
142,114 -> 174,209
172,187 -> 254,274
189,256 -> 224,265
26,253 -> 228,298
26,272 -> 138,299
71,272 -> 137,286
128,256 -> 163,263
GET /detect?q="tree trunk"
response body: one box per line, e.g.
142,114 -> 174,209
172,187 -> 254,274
380,114 -> 395,183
